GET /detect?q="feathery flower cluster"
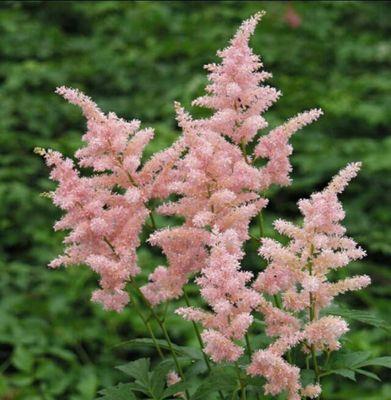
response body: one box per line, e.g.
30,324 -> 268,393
248,163 -> 370,399
142,12 -> 322,362
38,87 -> 183,311
156,8 -> 321,361
178,229 -> 260,362
39,11 -> 371,400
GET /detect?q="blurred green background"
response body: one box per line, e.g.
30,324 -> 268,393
0,1 -> 390,399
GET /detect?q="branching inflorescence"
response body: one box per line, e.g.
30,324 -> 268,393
38,11 -> 371,400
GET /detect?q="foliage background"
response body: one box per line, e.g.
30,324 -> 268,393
0,1 -> 390,399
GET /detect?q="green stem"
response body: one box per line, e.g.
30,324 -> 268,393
183,288 -> 225,400
273,294 -> 293,365
235,362 -> 246,400
128,291 -> 164,359
149,208 -> 157,230
308,248 -> 321,382
244,334 -> 260,400
231,388 -> 240,400
244,333 -> 252,360
258,211 -> 264,238
325,350 -> 331,369
311,343 -> 320,381
103,237 -> 164,358
249,233 -> 260,241
306,355 -> 310,370
240,140 -> 250,165
273,294 -> 282,309
183,289 -> 211,370
130,279 -> 190,400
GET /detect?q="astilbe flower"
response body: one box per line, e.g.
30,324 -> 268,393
141,104 -> 268,306
166,371 -> 184,398
38,87 -> 183,311
177,229 -> 260,362
194,11 -> 323,188
142,12 -> 322,361
248,163 -> 370,399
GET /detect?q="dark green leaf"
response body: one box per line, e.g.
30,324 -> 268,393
354,369 -> 381,381
300,369 -> 316,386
192,368 -> 237,400
327,307 -> 391,332
186,360 -> 208,378
331,369 -> 356,381
355,357 -> 391,369
97,383 -> 136,400
331,351 -> 372,369
11,346 -> 34,372
162,381 -> 190,399
150,360 -> 175,399
116,358 -> 150,387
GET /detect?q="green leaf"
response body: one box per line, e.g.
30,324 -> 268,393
11,346 -> 34,372
162,381 -> 189,399
116,338 -> 203,360
355,357 -> 391,369
186,360 -> 208,378
116,358 -> 150,387
300,369 -> 316,386
124,382 -> 150,396
354,369 -> 381,381
150,360 -> 175,399
331,369 -> 356,381
327,307 -> 391,332
253,317 -> 266,327
244,376 -> 265,395
76,366 -> 98,400
97,383 -> 136,400
192,368 -> 237,400
332,351 -> 372,369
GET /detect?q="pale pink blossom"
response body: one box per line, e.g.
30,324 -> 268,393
177,229 -> 259,362
39,87 -> 182,311
146,11 -> 321,309
301,384 -> 321,399
166,371 -> 181,386
251,163 -> 370,396
141,227 -> 210,305
247,350 -> 301,400
166,371 -> 184,398
38,15 -> 372,400
305,316 -> 349,352
258,296 -> 300,337
201,329 -> 243,363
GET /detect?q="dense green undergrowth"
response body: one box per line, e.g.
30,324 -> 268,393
0,1 -> 390,399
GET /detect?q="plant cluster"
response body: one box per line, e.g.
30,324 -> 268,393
37,12 -> 389,400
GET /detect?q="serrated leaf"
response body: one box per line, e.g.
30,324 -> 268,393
355,356 -> 391,369
116,358 -> 150,387
332,351 -> 372,369
162,381 -> 189,399
186,359 -> 208,377
300,369 -> 316,386
96,383 -> 136,400
354,368 -> 381,381
150,360 -> 175,399
125,382 -> 151,396
192,368 -> 237,400
332,369 -> 356,381
244,375 -> 265,395
327,307 -> 391,332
